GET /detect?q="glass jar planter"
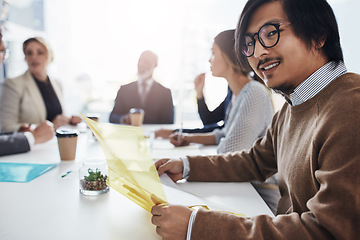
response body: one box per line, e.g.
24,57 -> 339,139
79,159 -> 109,196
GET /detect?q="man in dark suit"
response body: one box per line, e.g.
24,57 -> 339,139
0,32 -> 55,157
109,50 -> 174,124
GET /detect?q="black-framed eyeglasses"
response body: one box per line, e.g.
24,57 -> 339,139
241,22 -> 291,57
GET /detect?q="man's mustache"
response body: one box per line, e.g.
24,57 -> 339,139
257,57 -> 282,70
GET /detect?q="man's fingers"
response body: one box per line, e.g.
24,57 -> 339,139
152,215 -> 161,226
157,162 -> 170,176
151,203 -> 167,215
154,158 -> 169,170
151,194 -> 166,205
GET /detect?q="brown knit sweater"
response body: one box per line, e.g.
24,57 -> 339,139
187,73 -> 360,240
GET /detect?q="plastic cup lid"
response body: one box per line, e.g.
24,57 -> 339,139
56,129 -> 79,137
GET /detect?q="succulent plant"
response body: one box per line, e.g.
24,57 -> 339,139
84,168 -> 105,181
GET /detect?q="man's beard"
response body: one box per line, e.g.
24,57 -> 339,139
264,75 -> 295,96
272,83 -> 295,95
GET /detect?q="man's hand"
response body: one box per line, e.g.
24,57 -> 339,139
169,133 -> 190,147
70,115 -> 82,125
32,121 -> 55,144
18,123 -> 32,132
194,73 -> 205,99
121,114 -> 131,125
154,158 -> 184,182
151,204 -> 192,240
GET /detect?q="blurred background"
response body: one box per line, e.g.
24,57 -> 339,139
1,0 -> 359,126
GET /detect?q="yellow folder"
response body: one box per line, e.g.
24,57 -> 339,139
82,115 -> 166,212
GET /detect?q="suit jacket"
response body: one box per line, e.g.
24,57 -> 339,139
109,80 -> 174,124
0,70 -> 64,132
0,132 -> 30,156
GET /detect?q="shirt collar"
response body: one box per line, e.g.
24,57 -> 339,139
288,61 -> 347,106
138,78 -> 154,87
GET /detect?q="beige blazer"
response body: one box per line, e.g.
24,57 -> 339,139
0,70 -> 64,132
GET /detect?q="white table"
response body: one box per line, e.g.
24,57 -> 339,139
0,125 -> 273,240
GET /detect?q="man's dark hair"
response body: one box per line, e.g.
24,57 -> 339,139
235,0 -> 343,71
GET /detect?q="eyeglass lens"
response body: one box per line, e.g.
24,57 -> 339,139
242,24 -> 280,57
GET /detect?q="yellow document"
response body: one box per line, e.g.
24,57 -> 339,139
82,115 -> 166,212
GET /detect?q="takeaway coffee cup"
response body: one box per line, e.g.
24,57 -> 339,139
56,129 -> 79,161
129,108 -> 145,126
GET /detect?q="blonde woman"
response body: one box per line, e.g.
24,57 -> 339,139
0,37 -> 81,132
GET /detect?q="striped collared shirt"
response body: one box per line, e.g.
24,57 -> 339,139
289,61 -> 347,106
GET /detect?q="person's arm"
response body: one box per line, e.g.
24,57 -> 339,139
152,120 -> 320,240
0,132 -> 30,156
31,120 -> 55,144
195,73 -> 224,125
182,123 -> 223,134
197,98 -> 225,126
187,102 -> 360,239
169,132 -> 217,147
52,114 -> 71,129
197,88 -> 232,126
109,87 -> 130,123
155,124 -> 224,139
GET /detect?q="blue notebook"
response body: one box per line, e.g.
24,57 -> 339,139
0,162 -> 57,183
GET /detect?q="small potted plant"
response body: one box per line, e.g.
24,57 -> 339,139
79,160 -> 109,195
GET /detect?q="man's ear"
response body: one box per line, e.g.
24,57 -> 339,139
315,36 -> 326,49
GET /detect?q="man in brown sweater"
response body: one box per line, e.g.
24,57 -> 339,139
151,0 -> 360,239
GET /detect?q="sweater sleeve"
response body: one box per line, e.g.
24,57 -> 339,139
187,114 -> 278,183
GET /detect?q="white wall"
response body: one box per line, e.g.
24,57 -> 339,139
4,0 -> 360,123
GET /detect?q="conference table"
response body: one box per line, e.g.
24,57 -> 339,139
0,124 -> 273,240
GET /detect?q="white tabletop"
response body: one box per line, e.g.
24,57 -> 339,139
0,124 -> 273,240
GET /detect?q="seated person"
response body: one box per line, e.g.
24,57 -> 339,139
172,30 -> 274,154
109,50 -> 174,124
0,30 -> 54,156
152,1 -> 360,239
0,121 -> 54,157
155,76 -> 232,139
151,0 -> 360,240
0,37 -> 81,133
174,30 -> 279,212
